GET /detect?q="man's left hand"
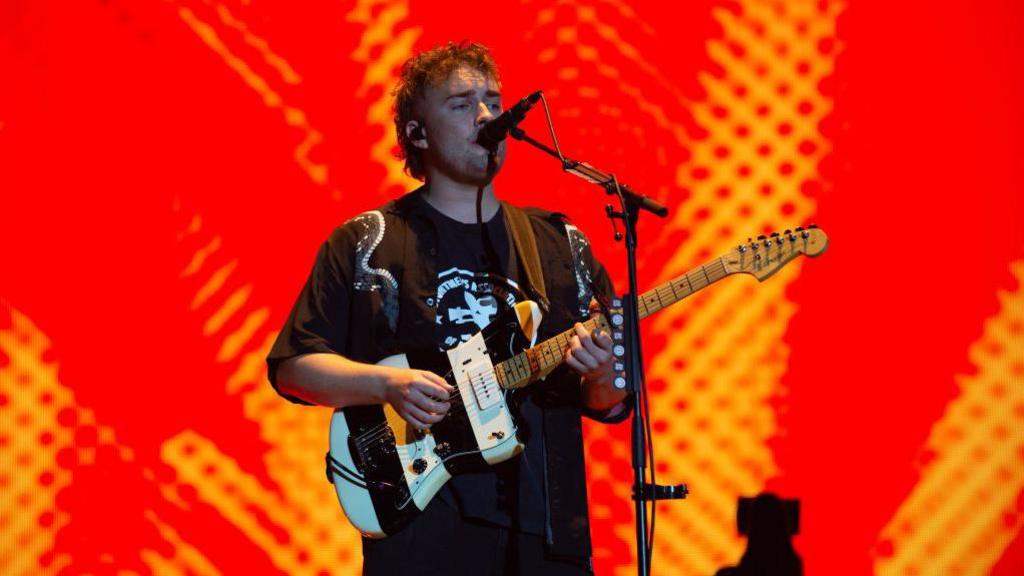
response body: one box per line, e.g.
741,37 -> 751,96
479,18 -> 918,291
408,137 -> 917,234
565,322 -> 615,389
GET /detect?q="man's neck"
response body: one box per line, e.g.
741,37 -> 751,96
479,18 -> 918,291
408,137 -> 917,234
422,176 -> 500,224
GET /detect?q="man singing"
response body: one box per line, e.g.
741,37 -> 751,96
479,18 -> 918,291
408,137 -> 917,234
267,41 -> 629,575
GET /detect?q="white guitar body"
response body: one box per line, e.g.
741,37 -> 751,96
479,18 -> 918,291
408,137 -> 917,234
326,301 -> 542,537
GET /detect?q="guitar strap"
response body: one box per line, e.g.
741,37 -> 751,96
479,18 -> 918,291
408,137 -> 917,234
501,202 -> 550,313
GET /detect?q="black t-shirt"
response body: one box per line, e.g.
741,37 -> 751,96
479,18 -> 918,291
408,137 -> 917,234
421,200 -> 546,535
266,188 -> 628,557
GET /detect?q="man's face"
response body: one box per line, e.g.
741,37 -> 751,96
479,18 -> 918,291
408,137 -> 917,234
414,66 -> 506,186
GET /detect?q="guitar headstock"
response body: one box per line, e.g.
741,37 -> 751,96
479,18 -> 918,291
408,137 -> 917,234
722,225 -> 829,281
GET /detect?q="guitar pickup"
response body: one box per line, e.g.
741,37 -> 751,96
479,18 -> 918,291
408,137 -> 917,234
466,360 -> 501,411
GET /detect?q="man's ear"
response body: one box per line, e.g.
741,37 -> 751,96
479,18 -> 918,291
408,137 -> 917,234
405,121 -> 428,149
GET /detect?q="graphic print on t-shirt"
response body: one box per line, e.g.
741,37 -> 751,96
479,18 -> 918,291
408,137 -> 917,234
435,266 -> 523,350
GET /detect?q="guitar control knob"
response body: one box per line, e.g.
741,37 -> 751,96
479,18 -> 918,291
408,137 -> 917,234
411,458 -> 428,474
433,442 -> 451,457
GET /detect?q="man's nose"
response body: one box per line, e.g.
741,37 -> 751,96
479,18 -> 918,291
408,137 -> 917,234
476,102 -> 496,125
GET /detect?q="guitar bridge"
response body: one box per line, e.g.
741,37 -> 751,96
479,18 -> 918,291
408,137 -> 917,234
349,426 -> 397,475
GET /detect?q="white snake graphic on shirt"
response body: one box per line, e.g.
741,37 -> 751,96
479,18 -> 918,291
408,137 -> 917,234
349,211 -> 399,332
565,223 -> 595,318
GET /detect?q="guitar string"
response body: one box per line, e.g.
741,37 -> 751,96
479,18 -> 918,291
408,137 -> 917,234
351,257 -> 768,454
352,373 -> 474,450
351,346 -> 544,450
350,314 -> 610,450
350,259 -> 729,449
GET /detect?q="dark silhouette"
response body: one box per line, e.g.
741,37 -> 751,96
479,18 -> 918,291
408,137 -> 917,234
715,493 -> 803,576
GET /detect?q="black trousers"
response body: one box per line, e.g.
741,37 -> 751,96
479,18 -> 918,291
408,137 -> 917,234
361,497 -> 592,576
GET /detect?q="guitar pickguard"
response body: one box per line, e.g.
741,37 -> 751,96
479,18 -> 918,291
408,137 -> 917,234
326,301 -> 540,538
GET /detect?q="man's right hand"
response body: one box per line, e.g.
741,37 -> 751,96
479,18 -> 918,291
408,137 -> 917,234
382,368 -> 453,429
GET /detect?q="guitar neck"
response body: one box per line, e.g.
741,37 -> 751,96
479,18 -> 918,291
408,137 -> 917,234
496,256 -> 732,390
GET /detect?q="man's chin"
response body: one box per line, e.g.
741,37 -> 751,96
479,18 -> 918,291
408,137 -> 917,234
462,159 -> 504,186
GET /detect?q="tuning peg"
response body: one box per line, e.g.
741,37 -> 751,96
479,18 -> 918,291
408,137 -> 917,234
757,234 -> 767,240
738,244 -> 747,253
794,226 -> 804,232
808,223 -> 818,229
784,229 -> 792,235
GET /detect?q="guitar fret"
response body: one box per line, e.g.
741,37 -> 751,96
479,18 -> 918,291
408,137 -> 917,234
515,354 -> 529,383
495,364 -> 507,389
656,285 -> 669,308
499,255 -> 751,388
691,270 -> 706,290
667,281 -> 681,300
674,279 -> 690,298
543,341 -> 558,368
526,348 -> 540,375
537,343 -> 549,370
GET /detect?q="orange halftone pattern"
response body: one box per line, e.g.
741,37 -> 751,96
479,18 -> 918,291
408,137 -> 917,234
873,260 -> 1024,576
0,304 -> 72,575
173,0 -> 330,189
0,304 -> 140,575
141,510 -> 222,576
638,2 -> 839,574
4,2 -> 1021,574
348,0 -> 421,195
163,207 -> 362,574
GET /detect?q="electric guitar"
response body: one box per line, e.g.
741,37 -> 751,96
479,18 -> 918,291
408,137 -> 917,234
326,226 -> 829,537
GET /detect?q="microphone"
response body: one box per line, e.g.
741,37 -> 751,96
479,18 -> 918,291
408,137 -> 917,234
476,90 -> 542,150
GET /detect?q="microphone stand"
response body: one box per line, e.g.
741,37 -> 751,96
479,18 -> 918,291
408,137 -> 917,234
507,126 -> 686,576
